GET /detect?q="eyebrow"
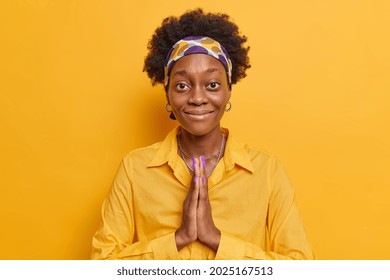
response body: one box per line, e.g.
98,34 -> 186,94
172,68 -> 222,78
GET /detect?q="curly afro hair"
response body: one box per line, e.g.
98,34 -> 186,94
143,8 -> 250,88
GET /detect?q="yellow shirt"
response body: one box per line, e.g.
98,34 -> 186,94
91,127 -> 315,259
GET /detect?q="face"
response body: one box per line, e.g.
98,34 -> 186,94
167,54 -> 231,137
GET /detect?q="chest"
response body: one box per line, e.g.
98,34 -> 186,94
131,167 -> 271,238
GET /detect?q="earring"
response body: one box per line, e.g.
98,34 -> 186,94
225,101 -> 232,112
165,103 -> 176,120
165,103 -> 172,113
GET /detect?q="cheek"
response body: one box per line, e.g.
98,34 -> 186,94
167,91 -> 177,106
168,96 -> 185,113
214,94 -> 230,108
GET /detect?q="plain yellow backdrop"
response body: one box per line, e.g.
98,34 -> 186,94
1,0 -> 389,259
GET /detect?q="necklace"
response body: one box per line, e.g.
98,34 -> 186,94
178,140 -> 219,160
177,134 -> 226,176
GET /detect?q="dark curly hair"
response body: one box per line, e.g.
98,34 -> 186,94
143,8 -> 250,88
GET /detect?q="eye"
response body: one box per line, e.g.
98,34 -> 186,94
175,82 -> 189,91
207,82 -> 220,90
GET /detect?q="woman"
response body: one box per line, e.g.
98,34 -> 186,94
91,9 -> 315,260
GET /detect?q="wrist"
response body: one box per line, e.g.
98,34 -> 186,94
175,227 -> 195,251
199,228 -> 221,252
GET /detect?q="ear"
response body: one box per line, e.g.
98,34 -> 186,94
165,93 -> 170,105
227,88 -> 232,101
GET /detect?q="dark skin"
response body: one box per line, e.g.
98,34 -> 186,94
175,157 -> 221,251
166,54 -> 231,251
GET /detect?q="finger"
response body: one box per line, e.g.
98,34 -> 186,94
183,187 -> 192,209
188,173 -> 200,210
184,158 -> 199,210
199,156 -> 208,201
200,156 -> 208,186
184,171 -> 197,210
194,157 -> 201,179
185,158 -> 198,201
199,181 -> 208,203
183,177 -> 198,209
200,155 -> 206,171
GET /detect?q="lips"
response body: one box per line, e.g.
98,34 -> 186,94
185,109 -> 214,115
183,109 -> 214,121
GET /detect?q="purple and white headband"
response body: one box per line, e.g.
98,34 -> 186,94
164,36 -> 232,88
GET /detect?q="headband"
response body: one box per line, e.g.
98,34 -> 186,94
164,36 -> 232,88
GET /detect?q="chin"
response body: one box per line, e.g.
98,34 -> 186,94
179,122 -> 220,137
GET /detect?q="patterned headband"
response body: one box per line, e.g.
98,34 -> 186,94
164,36 -> 232,88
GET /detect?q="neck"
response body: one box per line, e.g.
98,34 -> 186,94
178,126 -> 224,158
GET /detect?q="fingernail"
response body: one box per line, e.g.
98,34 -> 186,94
200,155 -> 206,167
194,177 -> 197,184
192,158 -> 196,170
202,176 -> 205,183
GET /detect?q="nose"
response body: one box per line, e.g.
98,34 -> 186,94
188,85 -> 208,105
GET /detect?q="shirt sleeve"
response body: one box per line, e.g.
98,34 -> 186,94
91,159 -> 181,260
215,157 -> 315,260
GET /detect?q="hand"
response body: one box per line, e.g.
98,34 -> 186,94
175,157 -> 221,252
196,156 -> 221,251
175,158 -> 199,250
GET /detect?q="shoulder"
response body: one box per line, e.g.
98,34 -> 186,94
243,142 -> 275,161
120,126 -> 179,170
232,137 -> 284,176
223,128 -> 282,174
122,141 -> 163,166
238,142 -> 292,193
238,139 -> 279,165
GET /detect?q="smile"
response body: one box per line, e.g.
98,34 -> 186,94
184,110 -> 214,119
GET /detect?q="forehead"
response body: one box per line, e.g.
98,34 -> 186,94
170,54 -> 226,75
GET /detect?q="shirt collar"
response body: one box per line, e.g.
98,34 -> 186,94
221,128 -> 254,173
148,126 -> 180,168
148,126 -> 254,173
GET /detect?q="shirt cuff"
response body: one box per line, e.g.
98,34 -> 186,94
116,232 -> 181,260
215,232 -> 266,260
151,231 -> 181,259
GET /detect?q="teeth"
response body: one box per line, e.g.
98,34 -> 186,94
187,111 -> 212,115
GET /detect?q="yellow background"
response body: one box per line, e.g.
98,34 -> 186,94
1,0 -> 389,259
